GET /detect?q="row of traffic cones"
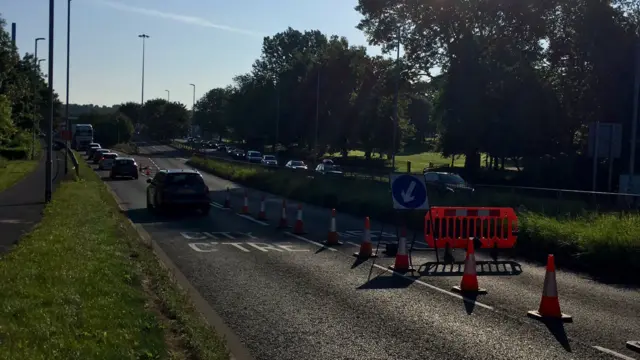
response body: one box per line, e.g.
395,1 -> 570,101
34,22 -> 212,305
222,188 -> 572,322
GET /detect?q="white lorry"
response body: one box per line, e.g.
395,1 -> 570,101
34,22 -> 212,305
71,124 -> 94,150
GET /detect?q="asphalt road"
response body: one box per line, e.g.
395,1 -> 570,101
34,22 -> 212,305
100,144 -> 639,360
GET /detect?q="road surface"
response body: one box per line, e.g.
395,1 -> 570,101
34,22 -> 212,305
100,144 -> 639,360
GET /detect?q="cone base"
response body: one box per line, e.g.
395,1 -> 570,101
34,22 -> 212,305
353,252 -> 378,259
325,240 -> 343,246
526,310 -> 573,323
451,285 -> 487,295
388,265 -> 415,273
240,210 -> 250,215
626,341 -> 640,353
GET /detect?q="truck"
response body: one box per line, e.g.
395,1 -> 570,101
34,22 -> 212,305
71,124 -> 94,150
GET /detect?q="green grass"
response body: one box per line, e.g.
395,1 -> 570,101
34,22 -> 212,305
0,154 -> 229,360
0,158 -> 38,192
188,155 -> 640,285
113,143 -> 138,155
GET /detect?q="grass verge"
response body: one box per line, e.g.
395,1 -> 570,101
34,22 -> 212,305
0,158 -> 38,192
0,154 -> 229,359
187,155 -> 640,286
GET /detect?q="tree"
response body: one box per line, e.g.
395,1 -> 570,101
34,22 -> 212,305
143,99 -> 189,141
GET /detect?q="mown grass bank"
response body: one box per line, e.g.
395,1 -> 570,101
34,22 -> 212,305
0,158 -> 38,192
188,155 -> 640,285
0,155 -> 229,359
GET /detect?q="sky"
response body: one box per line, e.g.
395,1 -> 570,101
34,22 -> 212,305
3,0 -> 383,107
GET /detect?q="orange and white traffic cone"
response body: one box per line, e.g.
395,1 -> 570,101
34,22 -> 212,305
451,239 -> 487,294
293,204 -> 305,234
257,195 -> 267,220
354,217 -> 377,259
223,187 -> 231,209
276,199 -> 288,229
527,254 -> 572,322
326,209 -> 342,245
389,227 -> 414,272
145,167 -> 151,176
240,190 -> 249,214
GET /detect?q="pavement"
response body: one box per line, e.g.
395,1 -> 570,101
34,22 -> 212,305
101,144 -> 640,360
0,147 -> 65,254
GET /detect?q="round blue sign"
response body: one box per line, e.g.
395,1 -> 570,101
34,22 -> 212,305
391,175 -> 427,209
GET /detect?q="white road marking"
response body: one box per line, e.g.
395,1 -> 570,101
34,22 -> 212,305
372,264 -> 494,310
284,232 -> 338,252
223,242 -> 251,252
188,242 -> 218,252
235,213 -> 269,226
210,201 -> 230,210
592,346 -> 637,360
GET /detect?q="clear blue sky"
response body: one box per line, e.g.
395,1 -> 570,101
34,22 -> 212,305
3,0 -> 382,107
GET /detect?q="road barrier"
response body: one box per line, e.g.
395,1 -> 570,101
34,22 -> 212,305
527,255 -> 572,322
451,239 -> 487,295
424,207 -> 518,250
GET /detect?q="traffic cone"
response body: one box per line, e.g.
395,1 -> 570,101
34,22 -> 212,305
223,188 -> 231,208
276,199 -> 288,229
293,204 -> 306,234
326,209 -> 342,245
389,227 -> 414,272
240,190 -> 249,214
257,195 -> 267,220
527,255 -> 572,322
145,167 -> 151,176
451,239 -> 487,294
354,217 -> 377,259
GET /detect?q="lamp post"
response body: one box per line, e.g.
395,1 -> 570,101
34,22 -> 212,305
189,83 -> 195,136
64,0 -> 72,173
138,34 -> 150,124
32,37 -> 45,160
45,0 -> 54,203
165,89 -> 170,101
390,26 -> 401,172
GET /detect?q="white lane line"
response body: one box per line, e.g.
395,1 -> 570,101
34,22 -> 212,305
284,232 -> 338,252
235,213 -> 269,226
210,202 -> 230,210
593,346 -> 637,360
371,264 -> 494,310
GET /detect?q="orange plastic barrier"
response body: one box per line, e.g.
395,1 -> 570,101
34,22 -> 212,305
424,207 -> 518,249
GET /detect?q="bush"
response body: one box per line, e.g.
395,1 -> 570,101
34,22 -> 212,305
0,147 -> 29,160
188,155 -> 640,285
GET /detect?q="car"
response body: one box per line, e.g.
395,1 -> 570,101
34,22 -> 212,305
110,157 -> 139,179
217,144 -> 227,152
226,146 -> 236,155
98,152 -> 118,170
92,149 -> 111,164
246,150 -> 262,163
423,171 -> 474,194
86,143 -> 101,158
146,169 -> 211,215
285,160 -> 308,170
261,155 -> 278,167
232,149 -> 246,160
315,163 -> 343,176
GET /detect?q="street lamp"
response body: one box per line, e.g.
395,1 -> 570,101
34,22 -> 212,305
45,0 -> 54,203
31,58 -> 46,160
165,89 -> 170,101
189,83 -> 195,136
390,26 -> 402,172
32,37 -> 45,160
64,0 -> 72,174
138,34 -> 150,124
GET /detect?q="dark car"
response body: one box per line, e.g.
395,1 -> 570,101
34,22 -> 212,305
315,163 -> 343,176
423,171 -> 475,194
92,149 -> 111,164
86,144 -> 101,158
110,157 -> 139,179
146,169 -> 211,215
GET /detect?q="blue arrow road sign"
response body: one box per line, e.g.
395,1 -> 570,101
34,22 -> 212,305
390,174 -> 429,210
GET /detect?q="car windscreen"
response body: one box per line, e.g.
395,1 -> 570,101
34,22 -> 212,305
103,154 -> 118,159
115,159 -> 135,166
264,156 -> 276,160
440,174 -> 466,185
291,161 -> 305,166
166,173 -> 205,186
248,151 -> 261,157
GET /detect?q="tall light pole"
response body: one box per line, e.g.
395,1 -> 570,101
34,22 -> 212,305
32,37 -> 45,160
45,0 -> 54,203
64,0 -> 72,174
165,89 -> 170,101
138,34 -> 150,125
314,68 -> 320,162
189,83 -> 195,136
390,26 -> 401,172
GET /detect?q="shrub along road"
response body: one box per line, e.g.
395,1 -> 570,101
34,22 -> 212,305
104,144 -> 640,360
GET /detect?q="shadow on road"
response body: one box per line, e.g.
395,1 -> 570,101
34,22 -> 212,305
357,272 -> 416,290
543,319 -> 572,352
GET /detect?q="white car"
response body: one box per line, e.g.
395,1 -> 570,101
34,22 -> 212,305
246,150 -> 262,163
98,153 -> 119,170
285,160 -> 308,170
261,155 -> 278,167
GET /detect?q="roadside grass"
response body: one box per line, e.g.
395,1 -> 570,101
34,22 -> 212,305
113,142 -> 138,154
0,158 -> 38,192
188,155 -> 640,285
0,154 -> 229,359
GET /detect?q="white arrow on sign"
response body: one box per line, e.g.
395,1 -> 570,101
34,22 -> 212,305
401,181 -> 416,202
